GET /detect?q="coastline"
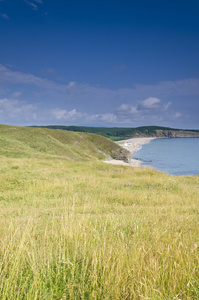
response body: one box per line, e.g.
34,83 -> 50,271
104,137 -> 155,167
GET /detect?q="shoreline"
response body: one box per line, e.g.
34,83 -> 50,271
104,137 -> 156,167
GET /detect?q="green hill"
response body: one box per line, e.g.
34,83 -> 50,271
0,124 -> 130,162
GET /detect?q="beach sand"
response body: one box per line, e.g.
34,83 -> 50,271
104,137 -> 155,167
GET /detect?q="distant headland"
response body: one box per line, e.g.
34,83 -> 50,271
31,125 -> 199,141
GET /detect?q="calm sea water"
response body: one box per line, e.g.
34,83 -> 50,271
132,138 -> 199,176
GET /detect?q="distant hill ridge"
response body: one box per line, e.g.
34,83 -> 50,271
31,125 -> 199,141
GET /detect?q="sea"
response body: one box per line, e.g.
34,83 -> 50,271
132,138 -> 199,176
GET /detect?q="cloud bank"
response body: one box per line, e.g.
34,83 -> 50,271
0,65 -> 198,127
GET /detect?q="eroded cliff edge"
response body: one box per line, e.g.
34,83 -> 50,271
155,130 -> 199,138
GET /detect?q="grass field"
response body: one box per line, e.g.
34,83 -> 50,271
0,125 -> 199,299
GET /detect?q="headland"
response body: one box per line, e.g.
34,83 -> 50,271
104,137 -> 155,166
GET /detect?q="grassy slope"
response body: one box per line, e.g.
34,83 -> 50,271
0,125 -> 199,299
0,124 -> 127,161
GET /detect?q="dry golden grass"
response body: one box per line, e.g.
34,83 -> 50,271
0,153 -> 199,299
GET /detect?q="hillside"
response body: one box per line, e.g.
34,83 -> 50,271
31,125 -> 199,141
0,124 -> 130,162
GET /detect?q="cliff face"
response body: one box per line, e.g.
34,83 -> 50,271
155,130 -> 199,138
112,148 -> 132,163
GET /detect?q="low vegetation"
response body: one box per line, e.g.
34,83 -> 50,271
0,125 -> 199,299
32,125 -> 199,141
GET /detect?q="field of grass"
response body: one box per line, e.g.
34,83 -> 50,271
0,125 -> 199,299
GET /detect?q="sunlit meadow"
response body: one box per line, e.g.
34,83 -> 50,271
0,126 -> 199,299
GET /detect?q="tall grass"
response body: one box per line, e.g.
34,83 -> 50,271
0,156 -> 199,299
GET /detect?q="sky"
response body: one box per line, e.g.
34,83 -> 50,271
0,0 -> 199,129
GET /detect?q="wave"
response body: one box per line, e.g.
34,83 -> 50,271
134,146 -> 142,153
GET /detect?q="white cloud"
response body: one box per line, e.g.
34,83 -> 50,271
25,1 -> 37,10
0,13 -> 9,19
118,97 -> 166,115
0,98 -> 37,122
0,64 -> 65,93
174,112 -> 182,118
51,108 -> 84,121
12,91 -> 23,98
118,104 -> 138,114
130,106 -> 139,114
43,68 -> 56,75
119,104 -> 129,111
68,109 -> 81,118
164,101 -> 172,110
51,108 -> 117,124
66,81 -> 76,89
51,109 -> 67,120
116,97 -> 179,125
138,97 -> 161,109
24,0 -> 43,10
91,113 -> 117,123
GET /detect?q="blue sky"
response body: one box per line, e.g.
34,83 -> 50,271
0,0 -> 199,129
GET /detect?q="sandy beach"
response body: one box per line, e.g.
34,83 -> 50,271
104,137 -> 155,167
